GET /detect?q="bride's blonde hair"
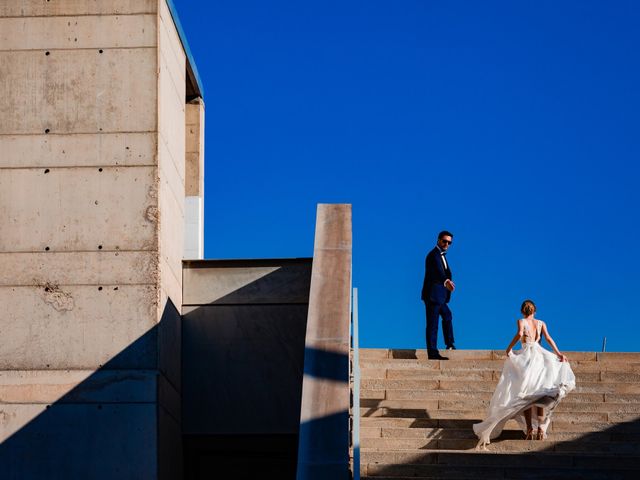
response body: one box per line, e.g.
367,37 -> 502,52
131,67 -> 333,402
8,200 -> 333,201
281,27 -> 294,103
521,300 -> 536,316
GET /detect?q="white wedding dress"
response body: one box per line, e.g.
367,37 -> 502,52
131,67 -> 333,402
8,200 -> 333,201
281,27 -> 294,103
473,320 -> 576,447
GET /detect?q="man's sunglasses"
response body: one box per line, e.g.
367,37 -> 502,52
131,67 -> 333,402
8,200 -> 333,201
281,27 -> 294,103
440,239 -> 452,245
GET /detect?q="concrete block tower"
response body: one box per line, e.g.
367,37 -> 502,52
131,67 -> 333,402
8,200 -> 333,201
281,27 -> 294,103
0,1 -> 204,478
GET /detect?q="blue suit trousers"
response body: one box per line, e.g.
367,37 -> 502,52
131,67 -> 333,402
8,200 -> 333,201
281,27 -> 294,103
425,301 -> 454,352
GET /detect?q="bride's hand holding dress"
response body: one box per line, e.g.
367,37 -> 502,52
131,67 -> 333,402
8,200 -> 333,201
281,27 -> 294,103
473,305 -> 576,450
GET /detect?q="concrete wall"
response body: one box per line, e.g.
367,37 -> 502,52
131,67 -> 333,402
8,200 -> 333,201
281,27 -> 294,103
157,1 -> 186,477
182,259 -> 312,434
0,1 -> 194,478
296,204 -> 352,480
182,259 -> 312,479
184,98 -> 205,260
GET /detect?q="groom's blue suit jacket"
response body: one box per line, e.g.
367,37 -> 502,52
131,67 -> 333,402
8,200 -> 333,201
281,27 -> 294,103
421,246 -> 453,304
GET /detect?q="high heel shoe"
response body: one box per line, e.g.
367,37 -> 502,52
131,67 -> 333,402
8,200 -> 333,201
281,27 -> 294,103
525,428 -> 534,440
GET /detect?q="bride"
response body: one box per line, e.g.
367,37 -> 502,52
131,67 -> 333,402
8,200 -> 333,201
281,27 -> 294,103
473,300 -> 576,448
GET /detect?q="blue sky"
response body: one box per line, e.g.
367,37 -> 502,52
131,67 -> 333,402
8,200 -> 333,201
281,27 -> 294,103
174,1 -> 639,352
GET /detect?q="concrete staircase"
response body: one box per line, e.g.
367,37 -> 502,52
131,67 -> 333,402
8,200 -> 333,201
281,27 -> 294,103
353,349 -> 640,479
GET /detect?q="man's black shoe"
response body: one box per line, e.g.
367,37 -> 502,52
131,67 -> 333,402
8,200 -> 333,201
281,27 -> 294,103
427,353 -> 449,360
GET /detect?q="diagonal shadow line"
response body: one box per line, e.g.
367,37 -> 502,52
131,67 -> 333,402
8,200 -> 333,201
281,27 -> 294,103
355,379 -> 640,478
360,418 -> 640,478
0,298 -> 182,480
303,347 -> 349,383
1,259 -> 350,479
182,260 -> 354,479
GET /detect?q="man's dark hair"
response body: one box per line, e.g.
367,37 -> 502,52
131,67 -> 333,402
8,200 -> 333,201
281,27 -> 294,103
438,230 -> 453,240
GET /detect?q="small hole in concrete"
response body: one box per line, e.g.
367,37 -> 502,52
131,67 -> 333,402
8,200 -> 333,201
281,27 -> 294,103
98,168 -> 103,172
44,168 -> 50,173
125,146 -> 130,150
99,49 -> 103,54
95,200 -> 98,205
45,246 -> 50,251
45,51 -> 50,56
46,364 -> 50,368
45,128 -> 50,134
45,287 -> 50,292
98,286 -> 103,291
98,245 -> 103,250
113,287 -> 119,291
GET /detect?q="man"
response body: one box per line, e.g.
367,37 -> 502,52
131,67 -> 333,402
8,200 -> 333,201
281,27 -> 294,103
421,230 -> 456,360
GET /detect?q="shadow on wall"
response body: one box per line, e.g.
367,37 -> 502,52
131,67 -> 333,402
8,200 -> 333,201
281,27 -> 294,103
181,347 -> 349,480
0,262 -> 351,480
0,299 -> 182,480
182,260 -> 349,479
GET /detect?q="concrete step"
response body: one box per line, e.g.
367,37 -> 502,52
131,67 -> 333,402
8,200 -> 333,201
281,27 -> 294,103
362,368 -> 631,383
360,407 -> 614,423
360,417 -> 521,429
361,389 -> 639,403
360,359 -> 640,373
362,462 -> 639,479
359,436 -> 640,453
358,349 -> 640,362
360,426 -> 640,442
360,399 -> 640,414
354,349 -> 640,478
361,461 -> 640,478
360,450 -> 640,467
361,378 -> 640,394
360,416 -> 640,433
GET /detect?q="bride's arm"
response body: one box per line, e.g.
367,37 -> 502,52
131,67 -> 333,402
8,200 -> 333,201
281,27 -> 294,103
505,320 -> 524,355
541,321 -> 568,362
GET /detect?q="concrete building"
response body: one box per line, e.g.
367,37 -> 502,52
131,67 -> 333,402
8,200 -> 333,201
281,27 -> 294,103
1,1 -> 204,478
0,3 -> 353,479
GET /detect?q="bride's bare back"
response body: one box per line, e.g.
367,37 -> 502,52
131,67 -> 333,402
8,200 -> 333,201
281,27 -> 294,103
520,317 -> 542,344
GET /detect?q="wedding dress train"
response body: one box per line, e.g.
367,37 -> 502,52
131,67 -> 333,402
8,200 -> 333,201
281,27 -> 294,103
473,321 -> 576,447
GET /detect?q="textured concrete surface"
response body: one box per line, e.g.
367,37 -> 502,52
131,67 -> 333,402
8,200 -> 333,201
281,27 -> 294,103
297,204 -> 352,480
0,251 -> 158,286
0,132 -> 156,168
356,349 -> 640,479
0,1 -> 157,17
183,259 -> 312,305
0,48 -> 157,135
0,14 -> 156,50
0,1 -> 198,478
185,99 -> 205,197
0,285 -> 157,369
182,259 -> 312,435
0,166 -> 158,252
182,303 -> 309,434
0,403 -> 157,480
184,98 -> 205,259
182,258 -> 311,479
0,370 -> 157,406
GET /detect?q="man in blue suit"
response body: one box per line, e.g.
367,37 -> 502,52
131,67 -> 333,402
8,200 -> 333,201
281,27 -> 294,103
421,230 -> 456,360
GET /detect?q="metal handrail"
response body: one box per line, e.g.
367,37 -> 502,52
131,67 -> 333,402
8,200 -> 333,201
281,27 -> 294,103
351,287 -> 361,480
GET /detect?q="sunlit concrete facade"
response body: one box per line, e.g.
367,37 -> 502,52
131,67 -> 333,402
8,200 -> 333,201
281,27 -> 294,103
0,1 -> 203,478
